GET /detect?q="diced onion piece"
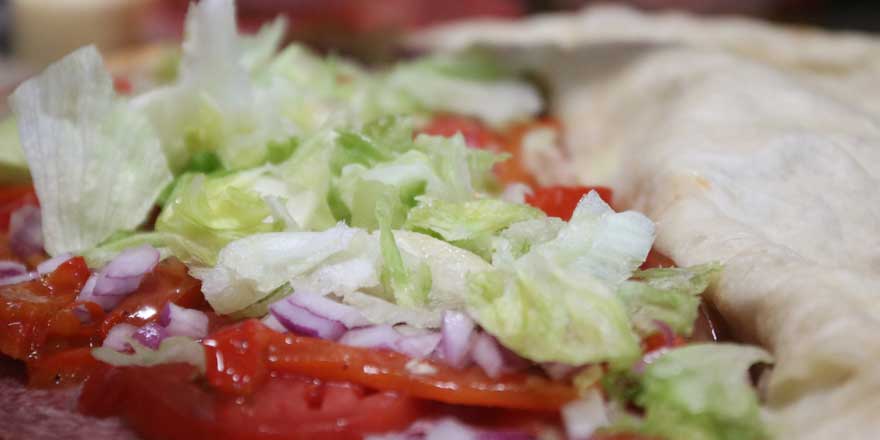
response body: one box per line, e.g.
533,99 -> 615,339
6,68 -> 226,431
261,314 -> 287,333
470,333 -> 505,379
103,323 -> 138,352
289,292 -> 371,329
78,274 -> 123,311
8,205 -> 43,259
396,332 -> 442,359
159,302 -> 209,339
132,322 -> 168,350
94,244 -> 160,296
0,261 -> 28,279
441,311 -> 475,369
561,389 -> 609,440
339,324 -> 401,350
270,297 -> 346,340
36,252 -> 73,275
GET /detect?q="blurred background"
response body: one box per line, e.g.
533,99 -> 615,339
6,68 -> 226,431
0,0 -> 878,98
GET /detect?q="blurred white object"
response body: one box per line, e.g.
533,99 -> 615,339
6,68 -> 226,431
12,0 -> 153,67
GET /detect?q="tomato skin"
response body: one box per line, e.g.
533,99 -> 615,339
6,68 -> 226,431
80,363 -> 428,440
419,114 -> 499,149
525,186 -> 614,221
205,320 -> 577,411
0,185 -> 38,233
99,258 -> 205,337
26,347 -> 102,388
0,257 -> 96,362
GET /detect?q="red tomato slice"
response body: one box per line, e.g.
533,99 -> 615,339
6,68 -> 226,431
26,346 -> 102,388
80,363 -> 428,440
99,258 -> 206,337
419,114 -> 500,149
204,320 -> 577,411
0,257 -> 93,360
525,186 -> 614,221
0,185 -> 37,233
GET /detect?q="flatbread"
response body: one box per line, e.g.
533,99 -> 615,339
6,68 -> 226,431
415,7 -> 880,439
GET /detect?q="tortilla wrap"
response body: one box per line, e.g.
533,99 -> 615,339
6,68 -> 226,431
415,6 -> 880,439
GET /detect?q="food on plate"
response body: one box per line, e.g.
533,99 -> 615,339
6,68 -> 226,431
0,1 -> 791,439
416,6 -> 880,440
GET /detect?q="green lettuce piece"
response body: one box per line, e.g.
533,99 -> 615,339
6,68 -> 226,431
617,263 -> 722,337
490,217 -> 566,266
272,130 -> 339,231
92,336 -> 206,373
377,192 -> 431,308
191,223 -> 376,314
10,46 -> 173,256
132,0 -> 294,171
83,231 -> 177,268
0,117 -> 29,184
404,198 -> 544,259
466,192 -> 654,366
155,170 -> 284,265
628,344 -> 772,440
384,54 -> 541,127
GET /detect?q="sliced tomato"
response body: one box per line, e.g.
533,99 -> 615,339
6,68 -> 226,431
99,258 -> 205,337
0,185 -> 37,232
26,347 -> 102,388
641,331 -> 686,354
525,185 -> 614,221
204,320 -> 576,411
113,76 -> 133,95
640,248 -> 676,270
0,257 -> 93,360
80,363 -> 428,440
419,114 -> 500,149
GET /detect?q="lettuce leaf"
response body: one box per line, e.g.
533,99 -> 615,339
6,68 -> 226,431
10,46 -> 173,256
466,192 -> 654,366
627,344 -> 772,440
155,170 -> 285,265
191,223 -> 375,314
92,336 -> 206,373
132,0 -> 293,171
377,192 -> 432,308
404,198 -> 544,260
617,263 -> 722,336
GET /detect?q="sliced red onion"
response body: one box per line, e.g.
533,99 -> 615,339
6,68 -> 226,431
339,324 -> 401,350
395,332 -> 442,359
103,323 -> 138,352
72,304 -> 93,325
441,311 -> 475,369
561,389 -> 609,440
0,261 -> 27,279
36,253 -> 73,275
289,292 -> 371,329
132,322 -> 169,350
270,297 -> 346,340
8,205 -> 43,259
159,302 -> 208,339
77,274 -> 123,311
261,313 -> 288,333
470,333 -> 505,379
93,245 -> 160,297
0,269 -> 38,286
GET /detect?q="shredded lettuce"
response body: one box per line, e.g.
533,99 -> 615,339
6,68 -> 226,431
92,336 -> 206,373
377,192 -> 432,308
10,46 -> 173,256
466,192 -> 654,366
404,198 -> 543,260
615,344 -> 772,440
132,0 -> 293,171
191,223 -> 375,314
155,169 -> 289,265
617,263 -> 722,336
